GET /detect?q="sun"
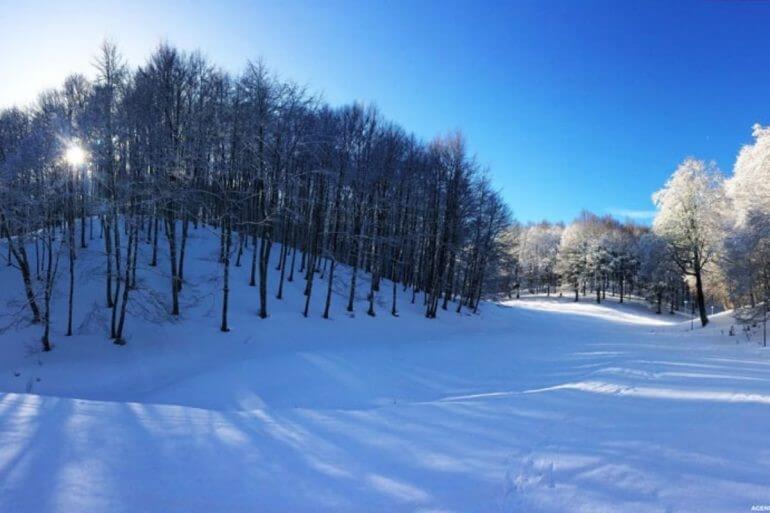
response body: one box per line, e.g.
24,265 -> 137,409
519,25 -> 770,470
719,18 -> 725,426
64,143 -> 87,167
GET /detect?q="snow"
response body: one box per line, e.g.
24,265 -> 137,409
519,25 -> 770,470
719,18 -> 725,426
2,227 -> 770,512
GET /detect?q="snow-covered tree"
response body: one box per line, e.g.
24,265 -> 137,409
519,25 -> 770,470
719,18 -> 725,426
652,158 -> 728,326
518,221 -> 562,296
557,214 -> 594,301
603,223 -> 640,304
557,212 -> 624,303
724,125 -> 770,324
727,124 -> 770,223
638,232 -> 681,314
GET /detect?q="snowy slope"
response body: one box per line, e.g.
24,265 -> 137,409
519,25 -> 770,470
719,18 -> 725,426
2,226 -> 770,513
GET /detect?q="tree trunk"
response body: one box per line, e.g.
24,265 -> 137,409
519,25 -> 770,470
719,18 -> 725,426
323,259 -> 335,319
220,218 -> 231,332
4,231 -> 42,322
177,216 -> 189,291
66,219 -> 75,336
150,215 -> 159,267
115,216 -> 136,344
249,230 -> 258,287
619,275 -> 625,304
694,266 -> 709,327
104,217 -> 114,308
391,276 -> 398,317
258,235 -> 271,318
165,214 -> 180,316
235,230 -> 245,267
277,243 -> 288,300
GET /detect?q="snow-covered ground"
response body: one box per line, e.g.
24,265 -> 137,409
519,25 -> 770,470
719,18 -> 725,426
2,226 -> 770,512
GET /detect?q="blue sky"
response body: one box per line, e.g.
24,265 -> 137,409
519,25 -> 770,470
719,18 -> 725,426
2,0 -> 770,223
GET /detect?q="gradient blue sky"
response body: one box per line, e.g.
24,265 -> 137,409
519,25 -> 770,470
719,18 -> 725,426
2,0 -> 770,223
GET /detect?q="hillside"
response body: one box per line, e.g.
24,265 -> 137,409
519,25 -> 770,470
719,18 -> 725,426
2,227 -> 770,512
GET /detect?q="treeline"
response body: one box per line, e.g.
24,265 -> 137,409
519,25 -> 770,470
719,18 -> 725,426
0,42 -> 510,350
497,214 -> 685,315
496,127 -> 770,333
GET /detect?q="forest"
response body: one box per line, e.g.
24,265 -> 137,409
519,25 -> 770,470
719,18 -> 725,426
509,146 -> 769,335
1,42 -> 769,352
0,42 -> 510,350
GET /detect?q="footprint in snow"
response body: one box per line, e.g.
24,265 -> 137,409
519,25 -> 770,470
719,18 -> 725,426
499,454 -> 555,512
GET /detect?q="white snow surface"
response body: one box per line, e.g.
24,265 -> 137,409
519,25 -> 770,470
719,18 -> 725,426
1,227 -> 770,513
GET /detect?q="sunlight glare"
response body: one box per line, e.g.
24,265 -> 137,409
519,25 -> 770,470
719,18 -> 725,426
64,143 -> 87,167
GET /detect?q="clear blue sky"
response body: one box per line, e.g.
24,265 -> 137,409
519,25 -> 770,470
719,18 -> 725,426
2,0 -> 770,223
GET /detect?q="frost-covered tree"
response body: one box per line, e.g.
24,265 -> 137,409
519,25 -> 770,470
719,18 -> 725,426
724,125 -> 770,325
603,222 -> 640,304
0,107 -> 43,324
519,222 -> 562,296
638,232 -> 681,314
652,158 -> 728,326
557,214 -> 593,301
727,124 -> 770,224
557,212 -> 619,303
724,213 -> 770,314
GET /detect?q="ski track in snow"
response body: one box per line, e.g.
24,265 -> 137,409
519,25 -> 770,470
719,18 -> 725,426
1,229 -> 770,512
